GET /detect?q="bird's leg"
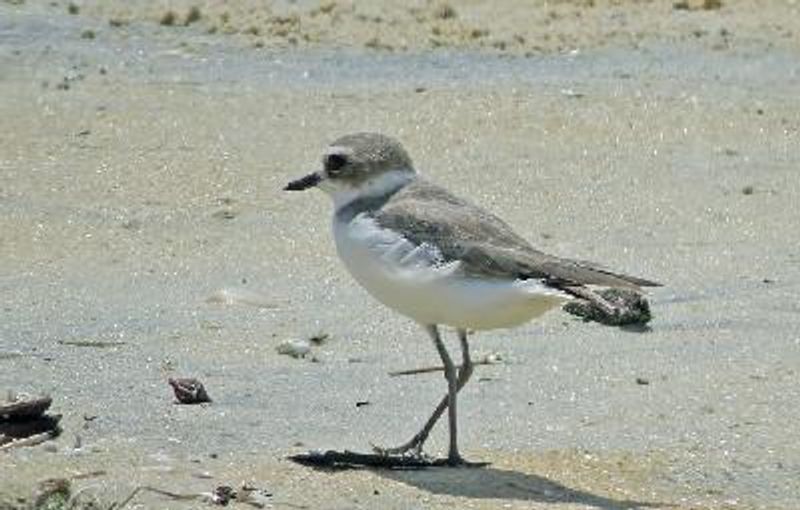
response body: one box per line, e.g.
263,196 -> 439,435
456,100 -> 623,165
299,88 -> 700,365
373,326 -> 474,464
434,325 -> 460,465
447,328 -> 473,464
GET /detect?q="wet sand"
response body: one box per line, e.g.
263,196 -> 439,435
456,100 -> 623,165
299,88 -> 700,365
1,2 -> 800,509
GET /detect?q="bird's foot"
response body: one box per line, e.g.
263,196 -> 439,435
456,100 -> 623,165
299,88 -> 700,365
370,439 -> 425,459
432,453 -> 489,468
446,452 -> 466,466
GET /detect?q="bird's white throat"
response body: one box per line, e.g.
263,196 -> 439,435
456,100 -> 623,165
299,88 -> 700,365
324,169 -> 415,212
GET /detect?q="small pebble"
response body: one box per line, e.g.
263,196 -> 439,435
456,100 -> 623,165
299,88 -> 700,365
560,88 -> 585,98
160,11 -> 177,26
276,339 -> 311,359
483,352 -> 504,364
185,6 -> 202,25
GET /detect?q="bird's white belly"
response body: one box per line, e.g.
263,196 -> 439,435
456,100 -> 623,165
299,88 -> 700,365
333,215 -> 570,330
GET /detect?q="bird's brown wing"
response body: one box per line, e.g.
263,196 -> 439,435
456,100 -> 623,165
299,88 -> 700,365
373,179 -> 661,290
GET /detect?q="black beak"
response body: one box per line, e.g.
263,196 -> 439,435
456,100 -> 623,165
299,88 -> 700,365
284,172 -> 321,191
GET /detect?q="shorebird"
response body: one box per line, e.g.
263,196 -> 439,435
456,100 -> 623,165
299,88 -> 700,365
285,132 -> 659,465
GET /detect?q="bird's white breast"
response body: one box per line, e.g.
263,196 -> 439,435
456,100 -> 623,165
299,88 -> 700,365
332,214 -> 569,330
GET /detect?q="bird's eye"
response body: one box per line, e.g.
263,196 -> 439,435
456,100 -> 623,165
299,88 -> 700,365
325,154 -> 347,174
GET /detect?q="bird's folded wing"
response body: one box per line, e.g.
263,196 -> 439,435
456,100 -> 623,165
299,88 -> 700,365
373,179 -> 660,289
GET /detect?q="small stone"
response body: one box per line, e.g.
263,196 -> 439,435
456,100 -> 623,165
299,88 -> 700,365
168,377 -> 212,404
470,28 -> 489,39
160,11 -> 177,26
635,377 -> 650,385
434,3 -> 457,19
185,6 -> 202,25
741,185 -> 755,195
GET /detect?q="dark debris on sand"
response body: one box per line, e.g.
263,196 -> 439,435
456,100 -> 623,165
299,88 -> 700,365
168,377 -> 212,404
0,395 -> 62,449
563,288 -> 653,326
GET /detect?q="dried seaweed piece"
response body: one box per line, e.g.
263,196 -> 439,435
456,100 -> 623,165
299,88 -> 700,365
211,485 -> 235,505
0,395 -> 51,420
0,414 -> 61,442
33,478 -> 71,509
563,287 -> 653,326
0,394 -> 61,448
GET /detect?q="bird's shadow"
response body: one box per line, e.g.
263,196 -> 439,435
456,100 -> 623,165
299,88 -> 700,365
376,465 -> 668,509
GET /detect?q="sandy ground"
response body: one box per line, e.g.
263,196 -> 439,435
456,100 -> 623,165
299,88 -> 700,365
17,0 -> 800,55
1,1 -> 800,509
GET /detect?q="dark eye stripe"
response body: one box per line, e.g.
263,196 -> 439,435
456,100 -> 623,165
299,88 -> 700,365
326,154 -> 347,173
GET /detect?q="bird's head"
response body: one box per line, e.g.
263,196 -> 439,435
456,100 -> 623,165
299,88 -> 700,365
285,132 -> 416,208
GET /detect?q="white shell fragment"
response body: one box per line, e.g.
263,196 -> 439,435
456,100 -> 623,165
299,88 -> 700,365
482,352 -> 505,364
206,288 -> 277,309
276,339 -> 311,359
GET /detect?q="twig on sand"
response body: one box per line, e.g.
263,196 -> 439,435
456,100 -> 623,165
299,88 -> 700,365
114,484 -> 278,509
113,486 -> 203,509
388,353 -> 504,377
58,340 -> 127,348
